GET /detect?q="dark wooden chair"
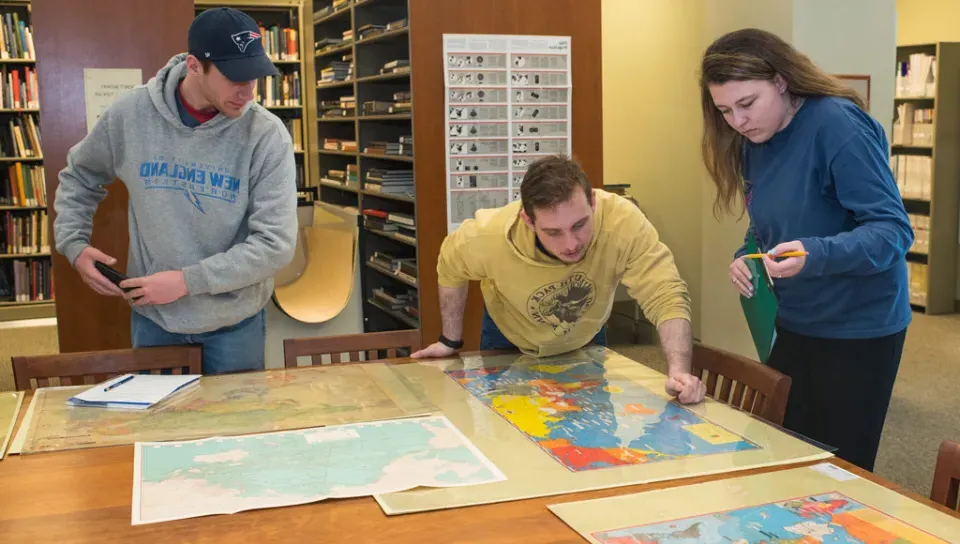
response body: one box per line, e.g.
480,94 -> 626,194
691,342 -> 792,425
931,439 -> 960,510
283,329 -> 422,368
12,345 -> 203,391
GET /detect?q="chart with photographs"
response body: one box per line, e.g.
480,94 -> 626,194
443,34 -> 572,234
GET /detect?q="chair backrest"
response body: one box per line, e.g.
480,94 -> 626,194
931,439 -> 960,510
691,342 -> 791,425
283,330 -> 422,368
12,345 -> 203,391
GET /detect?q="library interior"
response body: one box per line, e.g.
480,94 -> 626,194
2,0 -> 960,541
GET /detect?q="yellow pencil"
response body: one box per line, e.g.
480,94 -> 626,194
743,251 -> 808,259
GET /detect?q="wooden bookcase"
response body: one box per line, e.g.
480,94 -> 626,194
312,0 -> 418,334
196,0 -> 312,193
0,0 -> 54,322
892,42 -> 960,315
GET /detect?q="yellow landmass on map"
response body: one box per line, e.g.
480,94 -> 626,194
835,509 -> 947,543
491,395 -> 560,438
527,363 -> 589,375
682,423 -> 744,445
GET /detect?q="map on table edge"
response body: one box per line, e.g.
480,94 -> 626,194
445,360 -> 759,472
0,391 -> 24,459
17,363 -> 432,454
591,491 -> 947,543
133,415 -> 505,525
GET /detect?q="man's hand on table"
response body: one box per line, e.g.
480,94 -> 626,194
665,372 -> 706,404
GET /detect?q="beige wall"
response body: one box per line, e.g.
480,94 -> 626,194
601,0 -> 706,338
898,0 -> 960,44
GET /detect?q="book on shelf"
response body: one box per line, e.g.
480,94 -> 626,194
283,118 -> 303,152
896,53 -> 936,98
889,154 -> 931,201
1,163 -> 45,207
322,138 -> 356,152
1,66 -> 39,109
358,24 -> 386,40
380,60 -> 410,76
386,18 -> 408,32
364,136 -> 413,157
908,213 -> 929,255
314,37 -> 351,55
320,61 -> 353,84
0,258 -> 53,302
1,209 -> 48,255
907,261 -> 928,306
369,251 -> 418,284
0,115 -> 41,159
0,13 -> 34,61
295,162 -> 305,189
256,72 -> 301,107
257,24 -> 299,62
372,286 -> 417,311
324,165 -> 359,185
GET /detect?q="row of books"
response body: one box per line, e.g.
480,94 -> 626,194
323,138 -> 357,152
364,135 -> 412,157
369,251 -> 417,285
0,258 -> 53,303
896,54 -> 935,99
324,165 -> 359,187
0,115 -> 41,159
318,95 -> 355,118
313,0 -> 350,22
295,162 -> 306,189
380,59 -> 409,75
893,103 -> 934,147
1,67 -> 38,110
315,37 -> 350,56
320,61 -> 352,84
365,168 -> 413,198
1,209 -> 48,255
357,18 -> 408,41
282,118 -> 303,152
256,24 -> 299,62
890,155 -> 931,201
362,99 -> 411,116
907,262 -> 928,307
255,72 -> 301,108
0,14 -> 33,61
1,163 -> 44,207
372,285 -> 418,319
908,214 -> 930,256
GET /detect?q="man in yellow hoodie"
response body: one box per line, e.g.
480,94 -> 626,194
412,155 -> 705,404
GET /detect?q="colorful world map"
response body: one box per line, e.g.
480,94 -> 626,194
445,360 -> 758,471
592,492 -> 946,543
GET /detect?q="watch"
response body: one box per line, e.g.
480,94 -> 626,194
438,334 -> 464,350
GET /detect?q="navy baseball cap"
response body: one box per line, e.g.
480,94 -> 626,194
188,7 -> 280,82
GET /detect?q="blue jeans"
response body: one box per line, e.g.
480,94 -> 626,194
131,309 -> 266,375
480,306 -> 607,351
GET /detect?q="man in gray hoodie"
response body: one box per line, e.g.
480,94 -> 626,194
53,8 -> 298,374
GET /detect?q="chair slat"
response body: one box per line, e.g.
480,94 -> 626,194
690,343 -> 791,426
282,330 -> 423,368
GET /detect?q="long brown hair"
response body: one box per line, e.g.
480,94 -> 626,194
700,28 -> 867,219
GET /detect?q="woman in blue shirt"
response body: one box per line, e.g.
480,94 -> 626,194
699,28 -> 913,472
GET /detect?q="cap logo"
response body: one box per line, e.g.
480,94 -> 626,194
231,30 -> 261,53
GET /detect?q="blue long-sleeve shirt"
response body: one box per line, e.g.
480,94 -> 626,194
738,96 -> 913,339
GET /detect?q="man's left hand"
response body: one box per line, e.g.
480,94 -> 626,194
665,372 -> 706,404
121,271 -> 189,306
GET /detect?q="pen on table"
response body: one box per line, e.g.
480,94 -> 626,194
743,251 -> 809,259
104,375 -> 135,392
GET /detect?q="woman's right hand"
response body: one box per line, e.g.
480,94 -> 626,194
729,257 -> 754,298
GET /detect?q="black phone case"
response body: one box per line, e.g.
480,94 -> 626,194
94,261 -> 133,292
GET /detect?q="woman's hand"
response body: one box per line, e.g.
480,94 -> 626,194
729,256 -> 754,297
763,240 -> 807,279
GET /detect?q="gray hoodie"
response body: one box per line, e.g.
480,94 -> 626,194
54,54 -> 298,334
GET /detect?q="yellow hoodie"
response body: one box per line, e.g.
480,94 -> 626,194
437,189 -> 691,357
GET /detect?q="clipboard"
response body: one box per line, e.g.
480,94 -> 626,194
739,232 -> 778,363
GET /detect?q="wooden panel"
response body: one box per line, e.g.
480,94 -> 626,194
33,0 -> 195,352
409,0 -> 603,350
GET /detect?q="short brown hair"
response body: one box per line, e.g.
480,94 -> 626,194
520,154 -> 592,220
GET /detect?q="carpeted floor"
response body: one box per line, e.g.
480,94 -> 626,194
1,312 -> 956,497
613,311 -> 960,498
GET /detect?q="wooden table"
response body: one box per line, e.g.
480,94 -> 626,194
2,363 -> 958,542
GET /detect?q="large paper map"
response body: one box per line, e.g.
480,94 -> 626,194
592,492 -> 945,543
133,415 -> 505,525
446,360 -> 758,471
14,363 -> 432,454
548,463 -> 960,543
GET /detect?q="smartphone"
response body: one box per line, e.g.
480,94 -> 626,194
94,261 -> 134,293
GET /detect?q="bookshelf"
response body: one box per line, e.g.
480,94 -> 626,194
196,0 -> 311,193
0,0 -> 53,321
891,42 -> 960,314
312,0 -> 417,334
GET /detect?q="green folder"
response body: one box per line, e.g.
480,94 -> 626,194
739,232 -> 778,363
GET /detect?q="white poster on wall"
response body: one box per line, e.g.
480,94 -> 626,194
83,68 -> 143,134
442,34 -> 572,234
